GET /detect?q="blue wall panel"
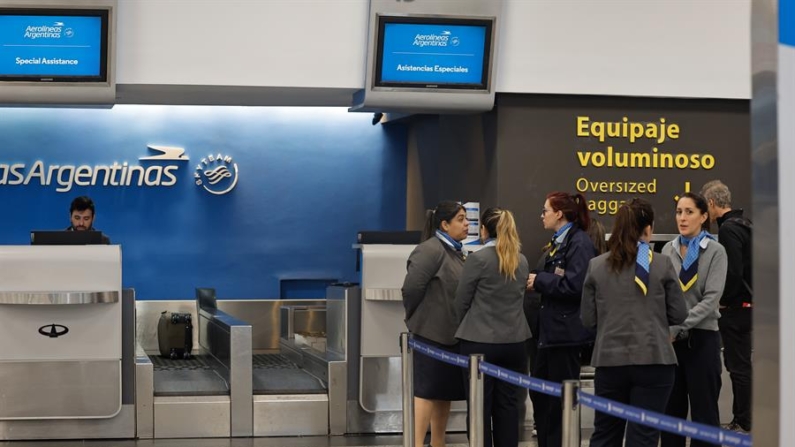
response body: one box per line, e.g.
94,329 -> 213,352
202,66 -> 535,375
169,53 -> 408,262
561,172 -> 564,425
783,0 -> 795,46
0,106 -> 407,299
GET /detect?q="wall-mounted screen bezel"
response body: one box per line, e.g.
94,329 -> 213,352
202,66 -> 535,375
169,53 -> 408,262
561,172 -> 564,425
373,14 -> 494,91
0,7 -> 110,83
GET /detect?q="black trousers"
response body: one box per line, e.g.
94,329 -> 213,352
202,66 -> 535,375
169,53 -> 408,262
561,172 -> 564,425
531,345 -> 581,447
660,329 -> 722,447
589,364 -> 675,447
460,340 -> 528,447
719,307 -> 752,430
524,295 -> 541,430
525,337 -> 540,428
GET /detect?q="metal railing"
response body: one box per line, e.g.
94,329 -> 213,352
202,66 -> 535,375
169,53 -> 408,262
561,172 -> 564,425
561,381 -> 580,447
400,333 -> 414,447
400,332 -> 484,447
400,332 -> 752,447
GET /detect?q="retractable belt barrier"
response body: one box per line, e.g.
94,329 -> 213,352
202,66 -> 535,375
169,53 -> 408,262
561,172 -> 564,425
406,336 -> 752,447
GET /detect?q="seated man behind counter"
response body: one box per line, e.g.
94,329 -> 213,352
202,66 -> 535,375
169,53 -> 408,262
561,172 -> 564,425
66,196 -> 111,244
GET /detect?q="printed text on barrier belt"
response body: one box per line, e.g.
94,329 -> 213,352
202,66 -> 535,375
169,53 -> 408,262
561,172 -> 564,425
408,338 -> 562,397
578,391 -> 752,447
478,360 -> 562,398
407,339 -> 749,446
407,338 -> 470,368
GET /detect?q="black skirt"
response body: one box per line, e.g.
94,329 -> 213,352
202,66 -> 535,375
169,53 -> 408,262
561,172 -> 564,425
412,334 -> 467,401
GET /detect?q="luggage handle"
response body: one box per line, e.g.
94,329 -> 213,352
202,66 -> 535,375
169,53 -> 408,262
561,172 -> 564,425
183,315 -> 192,358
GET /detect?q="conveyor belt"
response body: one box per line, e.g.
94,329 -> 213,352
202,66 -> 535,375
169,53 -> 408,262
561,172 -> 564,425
149,355 -> 229,396
150,355 -> 214,371
253,353 -> 300,370
252,354 -> 326,395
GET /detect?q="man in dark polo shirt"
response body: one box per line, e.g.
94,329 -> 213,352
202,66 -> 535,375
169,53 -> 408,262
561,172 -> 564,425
701,180 -> 752,433
67,196 -> 111,244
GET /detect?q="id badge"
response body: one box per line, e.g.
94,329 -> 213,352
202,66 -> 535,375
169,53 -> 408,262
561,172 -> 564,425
554,267 -> 565,277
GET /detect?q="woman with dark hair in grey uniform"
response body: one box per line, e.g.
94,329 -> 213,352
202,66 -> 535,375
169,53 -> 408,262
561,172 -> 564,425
661,193 -> 727,447
402,201 -> 469,447
582,198 -> 687,447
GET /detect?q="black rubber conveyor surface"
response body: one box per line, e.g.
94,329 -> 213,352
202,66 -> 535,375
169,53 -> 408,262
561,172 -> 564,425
253,354 -> 327,395
150,355 -> 230,396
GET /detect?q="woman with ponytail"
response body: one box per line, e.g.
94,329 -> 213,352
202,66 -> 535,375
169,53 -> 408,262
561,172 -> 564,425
660,193 -> 727,447
402,201 -> 469,447
525,191 -> 596,447
454,207 -> 531,447
581,198 -> 687,447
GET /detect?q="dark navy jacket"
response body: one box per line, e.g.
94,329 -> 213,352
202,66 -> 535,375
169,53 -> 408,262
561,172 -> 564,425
533,225 -> 596,348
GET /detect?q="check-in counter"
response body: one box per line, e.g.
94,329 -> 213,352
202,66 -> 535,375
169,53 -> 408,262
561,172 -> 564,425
347,244 -> 467,433
0,245 -> 135,439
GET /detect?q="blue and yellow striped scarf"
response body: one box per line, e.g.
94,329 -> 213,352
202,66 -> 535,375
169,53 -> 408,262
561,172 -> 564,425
635,241 -> 652,295
678,230 -> 713,292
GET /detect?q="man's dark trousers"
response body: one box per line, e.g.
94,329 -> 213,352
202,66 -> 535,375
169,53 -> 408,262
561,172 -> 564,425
720,306 -> 752,430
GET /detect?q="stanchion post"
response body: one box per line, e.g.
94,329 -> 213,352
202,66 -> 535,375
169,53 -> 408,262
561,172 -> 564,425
469,354 -> 485,447
401,333 -> 414,447
561,380 -> 581,447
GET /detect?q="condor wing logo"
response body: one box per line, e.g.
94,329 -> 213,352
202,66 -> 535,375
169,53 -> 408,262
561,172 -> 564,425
140,145 -> 189,161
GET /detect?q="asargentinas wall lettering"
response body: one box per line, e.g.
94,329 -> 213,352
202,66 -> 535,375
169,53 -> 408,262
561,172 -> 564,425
0,160 -> 179,192
0,145 -> 239,195
574,116 -> 716,215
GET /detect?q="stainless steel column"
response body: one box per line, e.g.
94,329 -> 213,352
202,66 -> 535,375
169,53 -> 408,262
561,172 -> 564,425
561,380 -> 581,447
230,323 -> 253,437
400,333 -> 414,447
468,354 -> 484,447
751,0 -> 780,444
134,350 -> 154,439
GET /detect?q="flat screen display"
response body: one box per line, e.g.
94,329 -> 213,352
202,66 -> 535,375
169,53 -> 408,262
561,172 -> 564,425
375,16 -> 492,90
0,9 -> 109,82
30,230 -> 106,245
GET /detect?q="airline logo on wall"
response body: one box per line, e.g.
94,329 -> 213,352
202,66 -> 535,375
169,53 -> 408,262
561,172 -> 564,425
194,153 -> 239,195
0,144 -> 240,195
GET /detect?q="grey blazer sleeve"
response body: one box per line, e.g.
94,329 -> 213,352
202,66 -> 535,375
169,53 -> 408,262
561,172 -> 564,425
453,252 -> 483,324
401,242 -> 444,320
580,260 -> 597,329
661,255 -> 688,326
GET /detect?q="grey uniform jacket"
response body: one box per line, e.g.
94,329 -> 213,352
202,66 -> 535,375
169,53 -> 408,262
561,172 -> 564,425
581,252 -> 688,367
661,237 -> 728,333
402,237 -> 465,346
454,246 -> 532,344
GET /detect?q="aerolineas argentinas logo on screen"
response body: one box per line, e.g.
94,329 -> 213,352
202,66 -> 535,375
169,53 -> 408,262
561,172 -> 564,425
23,21 -> 72,40
413,30 -> 457,47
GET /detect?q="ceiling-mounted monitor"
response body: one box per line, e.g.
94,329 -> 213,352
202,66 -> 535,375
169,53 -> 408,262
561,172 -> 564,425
0,8 -> 109,82
0,0 -> 116,106
350,1 -> 501,114
374,16 -> 493,91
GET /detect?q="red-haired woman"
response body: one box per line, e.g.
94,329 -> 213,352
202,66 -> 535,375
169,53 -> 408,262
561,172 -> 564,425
527,192 -> 597,447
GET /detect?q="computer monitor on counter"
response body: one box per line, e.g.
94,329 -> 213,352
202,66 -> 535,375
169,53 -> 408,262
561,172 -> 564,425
30,230 -> 108,245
